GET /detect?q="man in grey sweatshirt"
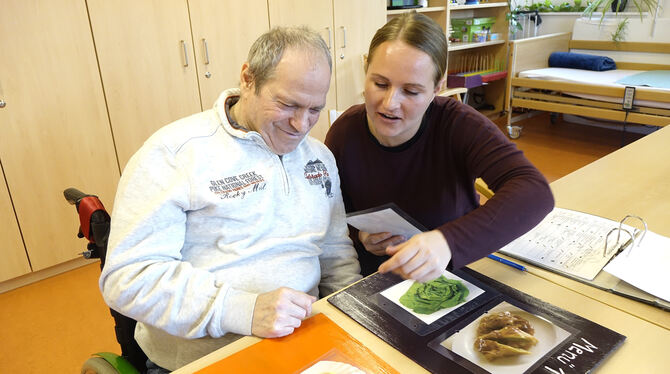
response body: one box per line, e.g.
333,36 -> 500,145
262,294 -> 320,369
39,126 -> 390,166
100,26 -> 361,371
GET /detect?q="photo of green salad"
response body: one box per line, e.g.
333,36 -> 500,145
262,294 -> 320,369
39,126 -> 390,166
399,275 -> 469,314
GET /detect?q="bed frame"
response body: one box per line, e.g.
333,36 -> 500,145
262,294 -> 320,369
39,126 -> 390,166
505,32 -> 670,136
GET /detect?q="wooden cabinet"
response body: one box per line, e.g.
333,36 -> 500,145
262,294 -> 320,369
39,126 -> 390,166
189,0 -> 270,109
0,0 -> 120,275
387,0 -> 510,116
0,177 -> 29,282
332,0 -> 386,111
88,0 -> 269,169
87,0 -> 204,170
269,0 -> 386,141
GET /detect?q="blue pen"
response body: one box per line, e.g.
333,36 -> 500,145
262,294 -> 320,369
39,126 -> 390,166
487,254 -> 526,271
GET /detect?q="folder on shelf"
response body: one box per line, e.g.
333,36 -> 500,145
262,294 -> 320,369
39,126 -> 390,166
498,207 -> 670,309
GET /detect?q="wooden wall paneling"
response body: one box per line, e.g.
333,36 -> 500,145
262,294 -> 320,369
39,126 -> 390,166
87,0 -> 203,169
0,0 -> 120,271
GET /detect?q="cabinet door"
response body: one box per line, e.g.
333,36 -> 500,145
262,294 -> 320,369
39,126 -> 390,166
333,0 -> 386,110
88,0 -> 202,169
268,0 -> 337,142
0,177 -> 29,282
189,0 -> 269,109
0,0 -> 120,271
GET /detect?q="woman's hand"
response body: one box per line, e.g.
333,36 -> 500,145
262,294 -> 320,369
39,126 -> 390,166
358,231 -> 406,256
378,230 -> 451,283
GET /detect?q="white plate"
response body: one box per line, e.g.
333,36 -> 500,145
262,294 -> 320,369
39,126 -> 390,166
451,304 -> 569,374
300,360 -> 366,374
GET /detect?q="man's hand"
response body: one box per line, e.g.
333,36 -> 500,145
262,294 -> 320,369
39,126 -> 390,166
251,287 -> 316,338
358,231 -> 406,256
378,230 -> 451,283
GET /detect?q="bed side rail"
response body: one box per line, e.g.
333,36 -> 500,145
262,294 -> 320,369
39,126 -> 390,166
505,32 -> 571,114
569,40 -> 670,54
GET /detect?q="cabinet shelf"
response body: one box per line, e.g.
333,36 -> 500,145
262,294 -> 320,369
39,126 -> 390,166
387,6 -> 447,15
449,39 -> 505,51
450,2 -> 508,11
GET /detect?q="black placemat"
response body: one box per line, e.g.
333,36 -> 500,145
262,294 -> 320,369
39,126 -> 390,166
328,268 -> 625,373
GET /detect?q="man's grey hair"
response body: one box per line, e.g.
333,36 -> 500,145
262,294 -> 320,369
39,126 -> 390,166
246,26 -> 332,94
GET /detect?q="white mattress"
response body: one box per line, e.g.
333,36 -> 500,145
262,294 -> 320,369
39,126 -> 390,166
518,68 -> 670,109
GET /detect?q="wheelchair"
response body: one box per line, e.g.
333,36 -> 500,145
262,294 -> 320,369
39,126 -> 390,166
64,188 -> 148,374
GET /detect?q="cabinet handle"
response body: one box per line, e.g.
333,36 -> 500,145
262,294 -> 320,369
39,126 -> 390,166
202,38 -> 210,65
340,26 -> 347,60
325,27 -> 332,50
180,40 -> 189,67
0,99 -> 5,108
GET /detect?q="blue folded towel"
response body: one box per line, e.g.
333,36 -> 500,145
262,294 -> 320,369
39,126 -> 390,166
548,52 -> 616,71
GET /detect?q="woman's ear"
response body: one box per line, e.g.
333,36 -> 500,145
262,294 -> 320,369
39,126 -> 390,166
434,77 -> 446,95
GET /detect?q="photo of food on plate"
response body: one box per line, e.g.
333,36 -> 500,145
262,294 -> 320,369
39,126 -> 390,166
380,271 -> 485,325
474,310 -> 538,361
440,302 -> 571,373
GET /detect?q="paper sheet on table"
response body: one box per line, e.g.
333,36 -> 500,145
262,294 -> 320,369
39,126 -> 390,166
603,230 -> 670,302
346,205 -> 424,239
498,207 -> 632,280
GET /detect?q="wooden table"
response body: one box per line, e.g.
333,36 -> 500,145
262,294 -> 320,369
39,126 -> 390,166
512,125 -> 670,330
175,128 -> 670,373
176,259 -> 670,373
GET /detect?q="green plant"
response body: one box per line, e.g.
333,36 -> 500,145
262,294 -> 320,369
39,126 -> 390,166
611,16 -> 629,41
582,0 -> 658,41
583,0 -> 657,21
507,0 -> 658,41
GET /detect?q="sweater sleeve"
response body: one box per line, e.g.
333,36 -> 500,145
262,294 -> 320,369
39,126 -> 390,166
317,155 -> 362,297
99,140 -> 257,340
437,106 -> 554,268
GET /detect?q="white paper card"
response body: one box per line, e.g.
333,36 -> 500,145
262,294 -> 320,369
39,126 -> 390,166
346,207 -> 422,239
603,230 -> 670,302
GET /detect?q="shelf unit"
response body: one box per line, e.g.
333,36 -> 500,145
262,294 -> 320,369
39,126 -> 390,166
387,0 -> 510,116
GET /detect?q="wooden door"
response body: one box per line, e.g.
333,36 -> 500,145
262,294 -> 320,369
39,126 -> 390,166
268,0 -> 337,142
189,0 -> 270,109
333,0 -> 386,110
0,0 -> 120,271
88,0 -> 202,169
0,176 -> 30,282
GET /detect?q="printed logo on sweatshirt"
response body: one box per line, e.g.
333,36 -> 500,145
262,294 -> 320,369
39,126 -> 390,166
304,159 -> 333,198
209,171 -> 266,200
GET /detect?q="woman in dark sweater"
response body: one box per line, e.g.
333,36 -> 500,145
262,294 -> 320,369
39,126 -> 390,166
324,12 -> 554,282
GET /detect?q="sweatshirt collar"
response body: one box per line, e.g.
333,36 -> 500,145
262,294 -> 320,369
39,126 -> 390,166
214,88 -> 262,144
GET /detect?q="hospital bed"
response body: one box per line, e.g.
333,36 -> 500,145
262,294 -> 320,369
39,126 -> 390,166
504,18 -> 670,138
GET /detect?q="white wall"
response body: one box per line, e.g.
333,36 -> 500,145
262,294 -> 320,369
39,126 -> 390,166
510,0 -> 667,38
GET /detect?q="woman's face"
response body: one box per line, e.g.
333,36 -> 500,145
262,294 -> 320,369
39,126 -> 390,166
364,40 -> 440,147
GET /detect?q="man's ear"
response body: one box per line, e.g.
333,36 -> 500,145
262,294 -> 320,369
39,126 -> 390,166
240,62 -> 254,91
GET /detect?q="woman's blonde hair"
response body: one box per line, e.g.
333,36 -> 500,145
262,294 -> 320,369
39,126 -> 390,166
367,12 -> 448,86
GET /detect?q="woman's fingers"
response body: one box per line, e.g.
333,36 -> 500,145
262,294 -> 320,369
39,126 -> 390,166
378,230 -> 451,282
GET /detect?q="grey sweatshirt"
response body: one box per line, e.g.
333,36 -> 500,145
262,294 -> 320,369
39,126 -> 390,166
100,88 -> 361,370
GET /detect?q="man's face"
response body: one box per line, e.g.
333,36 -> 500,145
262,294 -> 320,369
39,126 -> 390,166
240,48 -> 330,155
